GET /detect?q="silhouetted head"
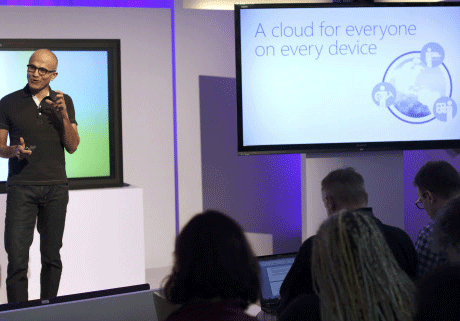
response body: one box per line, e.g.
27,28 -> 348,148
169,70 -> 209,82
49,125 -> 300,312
434,196 -> 460,262
321,167 -> 368,215
163,210 -> 260,308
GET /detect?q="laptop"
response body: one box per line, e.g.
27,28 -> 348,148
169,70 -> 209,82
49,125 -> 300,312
258,252 -> 297,315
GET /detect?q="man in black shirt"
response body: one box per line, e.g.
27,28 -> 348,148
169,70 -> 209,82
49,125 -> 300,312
0,49 -> 79,302
277,167 -> 417,317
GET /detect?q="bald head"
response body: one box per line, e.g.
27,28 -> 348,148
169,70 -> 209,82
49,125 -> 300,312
27,49 -> 58,98
29,49 -> 58,71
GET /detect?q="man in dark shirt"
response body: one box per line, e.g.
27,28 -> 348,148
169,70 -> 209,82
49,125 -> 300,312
0,49 -> 80,302
277,167 -> 417,316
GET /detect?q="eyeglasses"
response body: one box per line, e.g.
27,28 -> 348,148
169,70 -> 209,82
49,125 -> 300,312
415,193 -> 427,210
27,64 -> 55,76
415,197 -> 424,209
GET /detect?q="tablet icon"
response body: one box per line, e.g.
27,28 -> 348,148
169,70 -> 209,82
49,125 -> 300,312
433,97 -> 457,122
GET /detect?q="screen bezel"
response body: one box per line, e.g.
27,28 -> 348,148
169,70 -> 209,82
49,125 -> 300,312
235,2 -> 460,155
0,38 -> 123,191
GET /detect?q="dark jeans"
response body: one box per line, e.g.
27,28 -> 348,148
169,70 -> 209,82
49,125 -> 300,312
4,184 -> 69,303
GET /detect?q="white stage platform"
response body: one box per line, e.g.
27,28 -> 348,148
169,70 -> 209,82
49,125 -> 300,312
0,186 -> 145,303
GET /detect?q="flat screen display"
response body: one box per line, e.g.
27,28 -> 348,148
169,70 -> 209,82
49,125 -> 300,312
0,39 -> 123,190
235,2 -> 460,154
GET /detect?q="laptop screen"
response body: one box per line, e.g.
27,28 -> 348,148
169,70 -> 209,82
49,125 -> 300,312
258,253 -> 296,302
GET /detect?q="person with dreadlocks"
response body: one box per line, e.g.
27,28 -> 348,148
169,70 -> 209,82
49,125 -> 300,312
277,167 -> 417,319
311,210 -> 416,321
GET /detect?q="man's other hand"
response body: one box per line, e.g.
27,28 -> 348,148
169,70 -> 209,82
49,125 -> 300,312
15,137 -> 32,160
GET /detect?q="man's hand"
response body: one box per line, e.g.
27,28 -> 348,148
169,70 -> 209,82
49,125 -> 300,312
44,91 -> 79,154
15,137 -> 32,160
45,90 -> 68,118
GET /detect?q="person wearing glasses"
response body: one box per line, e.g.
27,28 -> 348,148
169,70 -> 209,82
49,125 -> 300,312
413,160 -> 460,278
0,49 -> 79,302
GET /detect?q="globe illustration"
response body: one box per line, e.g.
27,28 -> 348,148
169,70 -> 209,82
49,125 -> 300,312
383,52 -> 451,123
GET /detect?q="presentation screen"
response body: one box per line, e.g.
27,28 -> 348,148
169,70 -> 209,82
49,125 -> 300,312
235,2 -> 460,155
0,39 -> 123,191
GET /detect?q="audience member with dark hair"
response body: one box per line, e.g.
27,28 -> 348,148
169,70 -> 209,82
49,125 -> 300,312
277,167 -> 417,316
414,264 -> 460,321
412,197 -> 460,320
162,210 -> 260,321
311,210 -> 415,321
413,160 -> 460,277
434,196 -> 460,263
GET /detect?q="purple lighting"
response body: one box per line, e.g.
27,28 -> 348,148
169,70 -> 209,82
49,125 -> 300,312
1,0 -> 172,7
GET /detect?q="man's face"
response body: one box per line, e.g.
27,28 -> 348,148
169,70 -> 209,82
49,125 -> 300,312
27,51 -> 57,94
322,189 -> 335,216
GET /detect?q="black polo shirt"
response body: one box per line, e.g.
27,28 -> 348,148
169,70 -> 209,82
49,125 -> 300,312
0,85 -> 77,185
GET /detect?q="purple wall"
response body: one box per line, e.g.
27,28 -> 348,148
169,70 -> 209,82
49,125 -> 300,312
0,0 -> 171,7
199,76 -> 302,253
